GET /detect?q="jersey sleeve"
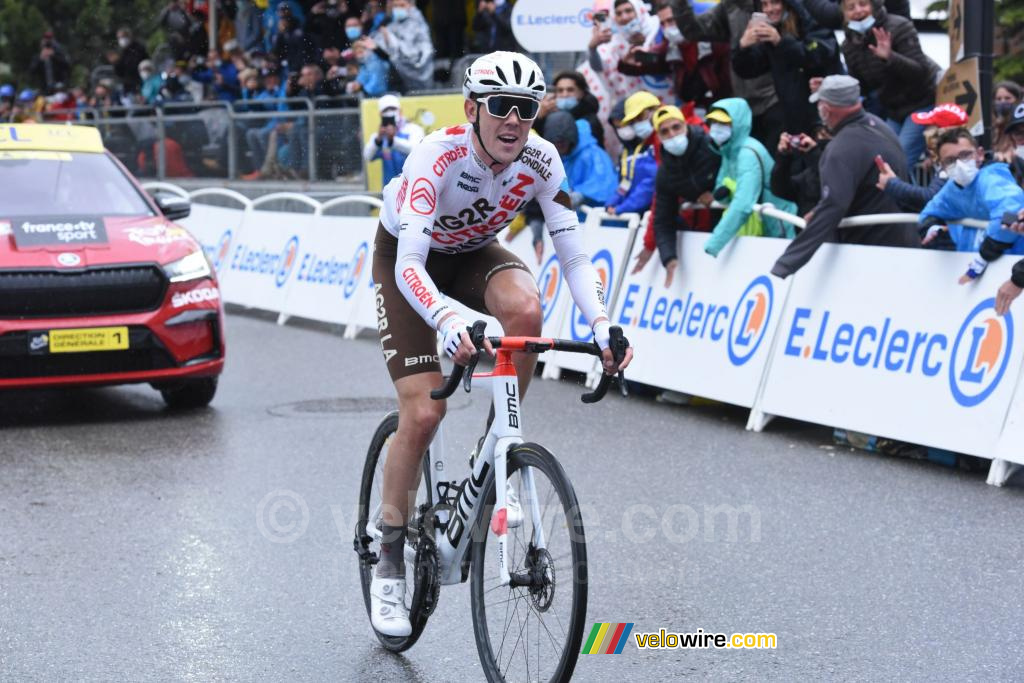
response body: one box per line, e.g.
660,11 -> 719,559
534,144 -> 609,328
393,141 -> 453,330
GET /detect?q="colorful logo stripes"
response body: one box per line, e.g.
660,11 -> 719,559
581,622 -> 634,654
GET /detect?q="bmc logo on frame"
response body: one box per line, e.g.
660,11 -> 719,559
615,275 -> 774,367
782,298 -> 1013,407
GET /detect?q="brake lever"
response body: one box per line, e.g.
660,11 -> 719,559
463,321 -> 488,393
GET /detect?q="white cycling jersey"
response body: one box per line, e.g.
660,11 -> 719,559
380,124 -> 608,334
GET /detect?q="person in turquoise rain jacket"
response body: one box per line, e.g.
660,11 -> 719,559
702,97 -> 796,257
917,127 -> 1024,282
543,110 -> 619,211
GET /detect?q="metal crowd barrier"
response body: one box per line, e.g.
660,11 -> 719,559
53,96 -> 362,185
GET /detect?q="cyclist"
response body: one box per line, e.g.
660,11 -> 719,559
369,51 -> 633,637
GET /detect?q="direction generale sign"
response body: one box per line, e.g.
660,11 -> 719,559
937,57 -> 982,135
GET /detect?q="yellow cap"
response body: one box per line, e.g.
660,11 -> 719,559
0,124 -> 104,153
622,91 -> 661,124
705,109 -> 732,124
652,105 -> 685,131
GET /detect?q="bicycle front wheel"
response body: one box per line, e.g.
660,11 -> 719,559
470,442 -> 587,683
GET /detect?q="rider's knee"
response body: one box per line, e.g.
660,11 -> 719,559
402,398 -> 446,438
502,293 -> 542,334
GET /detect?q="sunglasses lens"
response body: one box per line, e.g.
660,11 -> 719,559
485,96 -> 539,120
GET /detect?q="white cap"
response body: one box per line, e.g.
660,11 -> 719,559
378,94 -> 400,113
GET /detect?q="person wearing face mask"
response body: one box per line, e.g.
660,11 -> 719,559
701,98 -> 796,258
617,2 -> 732,114
1002,105 -> 1024,186
605,96 -> 659,218
113,28 -> 150,94
731,0 -> 842,139
836,0 -> 939,167
916,128 -> 1024,284
633,105 -> 721,285
771,75 -> 920,279
138,60 -> 165,105
533,72 -> 606,150
992,81 -> 1023,168
372,0 -> 434,92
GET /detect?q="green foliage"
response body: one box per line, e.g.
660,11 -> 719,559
996,0 -> 1024,83
0,0 -> 167,88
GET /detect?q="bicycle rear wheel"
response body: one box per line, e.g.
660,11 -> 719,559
355,410 -> 435,652
470,442 -> 587,682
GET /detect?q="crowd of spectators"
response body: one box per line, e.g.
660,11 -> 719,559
2,0 -> 1023,270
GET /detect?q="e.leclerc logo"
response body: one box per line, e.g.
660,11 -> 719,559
275,236 -> 300,288
782,297 -> 1013,408
214,229 -> 232,270
228,234 -> 300,288
571,250 -> 614,341
616,274 -> 774,367
537,254 -> 563,323
949,298 -> 1013,407
293,240 -> 370,298
516,7 -> 594,28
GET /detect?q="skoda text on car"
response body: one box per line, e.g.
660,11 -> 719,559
0,124 -> 225,408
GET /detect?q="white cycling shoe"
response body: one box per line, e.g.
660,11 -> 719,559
369,574 -> 412,637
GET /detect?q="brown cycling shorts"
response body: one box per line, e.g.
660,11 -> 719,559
372,225 -> 532,381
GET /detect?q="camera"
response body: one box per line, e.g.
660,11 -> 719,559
381,115 -> 396,128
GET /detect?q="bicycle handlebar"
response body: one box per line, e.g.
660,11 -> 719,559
429,321 -> 630,403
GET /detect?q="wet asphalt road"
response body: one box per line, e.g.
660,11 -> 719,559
3,312 -> 1024,682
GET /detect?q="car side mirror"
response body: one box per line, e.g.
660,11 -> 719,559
154,194 -> 191,221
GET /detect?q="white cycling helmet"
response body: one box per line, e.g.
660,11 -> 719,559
462,51 -> 546,102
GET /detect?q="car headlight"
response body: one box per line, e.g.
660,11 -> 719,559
163,251 -> 212,283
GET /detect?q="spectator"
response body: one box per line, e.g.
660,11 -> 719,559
243,67 -> 288,180
115,28 -> 150,94
994,228 -> 1024,315
534,72 -> 606,151
993,81 -> 1022,168
138,60 -> 164,104
1004,106 -> 1024,185
307,0 -> 346,50
606,97 -> 658,218
586,0 -> 665,107
193,48 -> 241,101
617,1 -> 732,113
771,75 -> 920,278
362,94 -> 425,186
838,0 -> 940,166
272,11 -> 318,75
731,0 -> 842,137
362,0 -> 388,35
875,104 -> 968,213
801,0 -> 911,28
638,104 -> 721,285
159,0 -> 197,60
29,36 -> 71,96
373,0 -> 434,93
471,0 -> 517,53
347,37 -> 390,97
702,98 -> 796,257
917,128 -> 1024,280
282,64 -> 328,178
618,90 -> 661,149
672,0 -> 783,151
344,15 -> 365,46
236,0 -> 265,52
0,84 -> 13,121
543,110 -> 619,213
771,126 -> 830,217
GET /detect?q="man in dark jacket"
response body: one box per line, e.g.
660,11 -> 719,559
648,105 -> 721,286
772,75 -> 920,278
29,37 -> 70,96
114,28 -> 150,94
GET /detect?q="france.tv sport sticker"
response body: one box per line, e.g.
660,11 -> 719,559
10,215 -> 108,249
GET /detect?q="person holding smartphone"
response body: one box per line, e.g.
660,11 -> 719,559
732,0 -> 842,142
362,93 -> 425,186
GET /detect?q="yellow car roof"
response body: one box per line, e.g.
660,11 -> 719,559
0,124 -> 104,153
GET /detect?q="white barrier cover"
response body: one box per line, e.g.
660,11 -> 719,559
612,233 -> 792,407
758,244 -> 1021,458
282,215 -> 377,326
547,215 -> 635,375
220,210 -> 315,312
179,204 -> 245,274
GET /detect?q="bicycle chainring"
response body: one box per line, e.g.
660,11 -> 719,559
411,534 -> 441,618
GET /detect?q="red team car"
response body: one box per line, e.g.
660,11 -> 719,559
0,124 -> 224,408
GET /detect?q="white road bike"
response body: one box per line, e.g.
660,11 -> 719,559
354,322 -> 629,682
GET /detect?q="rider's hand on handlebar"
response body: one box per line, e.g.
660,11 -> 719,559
601,345 -> 633,375
440,314 -> 494,365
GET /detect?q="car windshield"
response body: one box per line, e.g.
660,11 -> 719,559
0,151 -> 155,217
